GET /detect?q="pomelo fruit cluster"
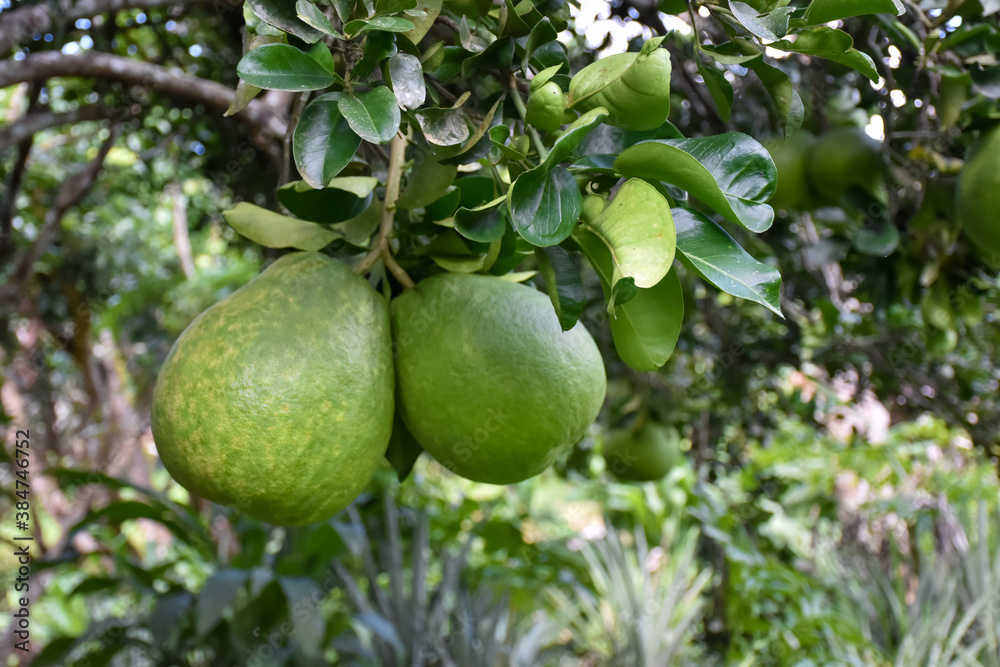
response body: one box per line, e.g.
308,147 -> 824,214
152,253 -> 606,525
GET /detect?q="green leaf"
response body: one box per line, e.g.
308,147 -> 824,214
568,36 -> 671,130
700,41 -> 761,65
576,230 -> 684,371
333,196 -> 381,246
70,577 -> 121,596
223,202 -> 341,250
414,107 -> 469,146
403,0 -> 441,42
523,18 -> 558,70
672,207 -> 783,316
615,133 -> 776,233
770,27 -> 879,82
277,179 -> 374,223
455,195 -> 507,242
697,65 -> 733,122
535,245 -> 584,330
388,53 -> 426,110
237,44 -> 336,91
580,179 -> 676,296
803,0 -> 903,25
246,0 -> 324,42
296,0 -> 343,36
398,150 -> 458,209
33,637 -> 76,667
279,578 -> 325,657
730,1 -> 794,40
749,59 -> 804,135
344,15 -> 414,36
150,593 -> 193,647
385,413 -> 423,481
338,88 -> 401,143
197,570 -> 249,636
541,107 -> 608,170
489,125 -> 528,160
293,93 -> 361,189
508,165 -> 582,246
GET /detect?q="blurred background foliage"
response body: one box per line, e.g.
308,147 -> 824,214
1,0 -> 999,662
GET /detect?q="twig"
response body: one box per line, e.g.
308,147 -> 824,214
281,92 -> 310,187
353,133 -> 416,289
0,83 -> 41,263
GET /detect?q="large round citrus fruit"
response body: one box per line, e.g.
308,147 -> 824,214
603,422 -> 681,482
152,252 -> 393,526
806,127 -> 883,203
956,126 -> 1000,264
391,273 -> 606,484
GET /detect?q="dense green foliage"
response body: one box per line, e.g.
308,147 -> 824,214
1,0 -> 999,661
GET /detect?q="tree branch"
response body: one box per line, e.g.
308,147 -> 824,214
0,0 -> 240,55
1,126 -> 120,303
0,51 -> 287,148
0,82 -> 42,263
0,104 -> 114,154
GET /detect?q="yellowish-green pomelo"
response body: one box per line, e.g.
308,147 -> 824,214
957,126 -> 1000,264
152,252 -> 393,526
603,422 -> 681,482
806,127 -> 883,203
766,131 -> 817,212
391,273 -> 607,484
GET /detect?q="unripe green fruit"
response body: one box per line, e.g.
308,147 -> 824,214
956,126 -> 1000,264
391,273 -> 607,484
526,81 -> 566,132
806,127 -> 883,203
152,253 -> 394,526
603,422 -> 680,482
766,131 -> 818,212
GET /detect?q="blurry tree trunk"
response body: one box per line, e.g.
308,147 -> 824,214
168,183 -> 195,279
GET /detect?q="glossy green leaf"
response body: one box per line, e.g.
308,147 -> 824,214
535,245 -> 584,330
672,207 -> 782,316
277,179 -> 375,223
333,0 -> 355,21
523,18 -> 558,70
508,165 -> 582,246
385,414 -> 423,481
338,88 -> 401,144
568,37 -> 671,130
804,0 -> 903,25
581,179 -> 675,299
455,196 -> 507,242
698,65 -> 733,123
293,93 -> 361,189
388,53 -> 426,110
296,0 -> 343,36
403,0 -> 441,42
333,196 -> 381,246
750,59 -> 804,135
415,107 -> 469,146
770,27 -> 879,82
398,150 -> 458,209
576,230 -> 684,371
542,107 -> 608,170
246,0 -> 324,42
197,570 -> 249,636
489,125 -> 528,160
730,1 -> 794,40
700,41 -> 762,65
279,577 -> 325,657
223,202 -> 341,250
615,133 -> 776,233
237,44 -> 336,91
345,15 -> 415,36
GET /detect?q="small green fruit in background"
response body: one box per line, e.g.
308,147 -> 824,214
806,127 -> 883,203
766,131 -> 818,212
526,81 -> 566,132
956,126 -> 1000,265
152,253 -> 394,526
603,421 -> 681,482
391,273 -> 607,484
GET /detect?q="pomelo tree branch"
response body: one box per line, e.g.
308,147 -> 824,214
354,132 -> 416,289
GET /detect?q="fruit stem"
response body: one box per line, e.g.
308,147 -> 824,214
354,132 -> 416,289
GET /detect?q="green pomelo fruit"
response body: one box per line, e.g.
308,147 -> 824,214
603,422 -> 680,482
391,273 -> 607,484
956,126 -> 1000,264
152,252 -> 394,526
766,131 -> 817,212
806,127 -> 883,203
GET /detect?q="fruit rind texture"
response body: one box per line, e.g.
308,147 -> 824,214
391,273 -> 607,485
152,252 -> 394,526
